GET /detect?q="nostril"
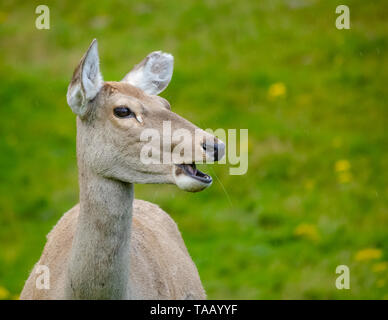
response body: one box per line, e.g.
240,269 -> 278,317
203,141 -> 224,161
213,144 -> 219,161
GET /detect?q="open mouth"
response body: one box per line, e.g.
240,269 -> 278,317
175,163 -> 212,184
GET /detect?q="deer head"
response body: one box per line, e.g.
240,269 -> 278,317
66,39 -> 225,192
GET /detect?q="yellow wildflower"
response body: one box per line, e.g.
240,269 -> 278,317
0,11 -> 8,24
297,94 -> 311,105
372,262 -> 388,273
332,137 -> 343,148
335,159 -> 351,172
377,279 -> 386,288
268,82 -> 286,99
338,171 -> 352,184
304,179 -> 315,190
0,286 -> 10,300
355,248 -> 382,261
294,223 -> 320,242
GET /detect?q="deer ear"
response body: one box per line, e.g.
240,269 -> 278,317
121,51 -> 173,95
67,39 -> 103,117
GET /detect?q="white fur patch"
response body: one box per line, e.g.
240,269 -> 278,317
172,167 -> 212,192
122,51 -> 174,95
82,40 -> 103,100
66,83 -> 84,114
67,39 -> 103,117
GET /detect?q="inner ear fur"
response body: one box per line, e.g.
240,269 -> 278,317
66,39 -> 103,118
121,51 -> 174,96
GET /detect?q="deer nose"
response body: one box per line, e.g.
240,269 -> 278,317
202,140 -> 225,162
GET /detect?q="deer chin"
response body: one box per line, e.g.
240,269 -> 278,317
173,163 -> 212,192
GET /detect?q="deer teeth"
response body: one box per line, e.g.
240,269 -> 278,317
175,163 -> 212,184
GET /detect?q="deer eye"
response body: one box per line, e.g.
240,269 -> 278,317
113,106 -> 135,119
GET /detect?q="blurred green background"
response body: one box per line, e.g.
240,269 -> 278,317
0,0 -> 387,299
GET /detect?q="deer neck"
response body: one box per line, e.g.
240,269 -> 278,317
65,159 -> 133,299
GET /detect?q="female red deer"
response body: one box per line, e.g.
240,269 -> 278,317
20,39 -> 225,300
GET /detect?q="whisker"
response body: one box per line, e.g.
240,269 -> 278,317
206,164 -> 233,208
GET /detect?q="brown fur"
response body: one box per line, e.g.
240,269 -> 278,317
20,200 -> 205,300
20,40 -> 223,300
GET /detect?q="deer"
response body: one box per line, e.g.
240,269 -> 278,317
20,39 -> 225,300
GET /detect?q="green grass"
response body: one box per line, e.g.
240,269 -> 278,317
0,0 -> 388,299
